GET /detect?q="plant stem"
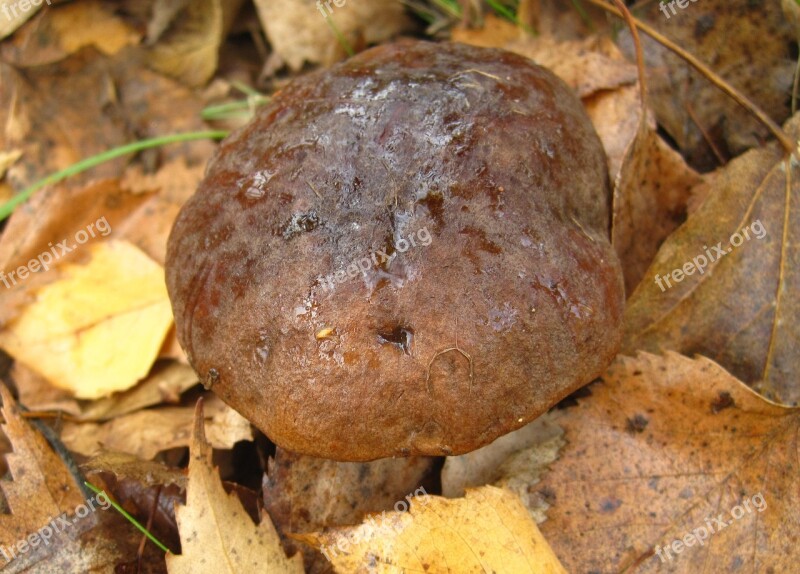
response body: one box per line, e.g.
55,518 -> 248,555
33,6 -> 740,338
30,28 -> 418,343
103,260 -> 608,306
84,482 -> 173,555
0,130 -> 229,221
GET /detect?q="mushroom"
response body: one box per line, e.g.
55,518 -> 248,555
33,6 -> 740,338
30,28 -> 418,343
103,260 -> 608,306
166,40 -> 624,461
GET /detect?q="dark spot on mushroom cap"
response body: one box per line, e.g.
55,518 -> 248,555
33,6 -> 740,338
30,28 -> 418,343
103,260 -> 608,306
166,40 -> 625,461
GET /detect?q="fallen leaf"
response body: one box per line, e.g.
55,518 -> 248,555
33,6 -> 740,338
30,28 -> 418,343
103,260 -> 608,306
507,34 -> 638,98
0,384 -> 86,546
11,362 -> 81,417
78,361 -> 198,421
263,448 -> 434,572
0,0 -> 140,66
254,0 -> 411,74
147,0 -> 244,86
0,240 -> 173,399
61,394 -> 252,459
118,158 -> 207,265
0,179 -> 149,328
605,100 -> 702,293
451,13 -> 524,48
0,49 -> 213,192
297,486 -> 566,573
623,115 -> 800,405
616,0 -> 794,168
0,384 -> 134,572
166,399 -> 304,573
532,352 -> 799,573
82,450 -> 186,489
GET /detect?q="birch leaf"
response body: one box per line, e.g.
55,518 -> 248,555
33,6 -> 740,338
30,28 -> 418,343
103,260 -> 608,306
0,240 -> 173,399
297,485 -> 566,574
166,400 -> 303,574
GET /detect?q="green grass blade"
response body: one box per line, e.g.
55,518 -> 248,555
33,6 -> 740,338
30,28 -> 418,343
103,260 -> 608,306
84,482 -> 172,554
0,130 -> 228,221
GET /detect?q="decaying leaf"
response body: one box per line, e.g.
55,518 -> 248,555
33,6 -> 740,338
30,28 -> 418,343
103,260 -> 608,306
605,99 -> 702,293
296,486 -> 566,573
0,385 -> 131,572
0,0 -> 139,66
624,115 -> 800,405
507,34 -> 638,99
0,240 -> 174,399
61,394 -> 252,459
253,0 -> 412,74
0,48 -> 213,194
147,0 -> 244,86
532,352 -> 799,573
82,450 -> 186,489
0,385 -> 86,547
166,400 -> 303,574
78,361 -> 198,422
617,0 -> 794,168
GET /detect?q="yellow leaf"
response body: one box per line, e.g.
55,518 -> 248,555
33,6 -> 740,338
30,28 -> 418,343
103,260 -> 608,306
166,400 -> 304,574
297,485 -> 567,573
0,240 -> 173,399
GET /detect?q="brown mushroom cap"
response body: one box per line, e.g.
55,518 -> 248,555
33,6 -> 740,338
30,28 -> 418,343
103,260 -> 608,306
166,40 -> 624,461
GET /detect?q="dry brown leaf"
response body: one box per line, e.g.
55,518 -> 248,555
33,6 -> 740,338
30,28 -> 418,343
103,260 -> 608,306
297,485 -> 566,573
11,362 -> 81,418
78,361 -> 198,421
618,0 -> 794,168
166,400 -> 304,574
82,450 -> 186,489
508,34 -> 638,98
0,49 -> 213,192
0,385 -> 132,572
0,0 -> 140,66
0,240 -> 174,399
624,115 -> 800,405
45,0 -> 140,58
531,352 -> 798,573
263,448 -> 434,573
147,0 -> 244,87
450,13 -> 524,48
0,385 -> 86,546
605,102 -> 703,293
119,158 -> 207,265
61,394 -> 252,460
254,0 -> 411,74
